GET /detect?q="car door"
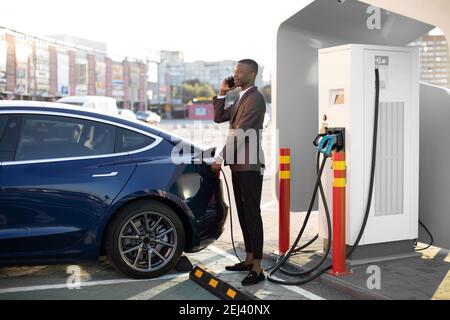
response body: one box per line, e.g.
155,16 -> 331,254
0,113 -> 137,254
0,114 -> 25,251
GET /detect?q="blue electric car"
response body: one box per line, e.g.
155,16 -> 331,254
0,101 -> 228,279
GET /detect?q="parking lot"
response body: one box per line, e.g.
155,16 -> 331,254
0,119 -> 353,301
0,243 -> 353,300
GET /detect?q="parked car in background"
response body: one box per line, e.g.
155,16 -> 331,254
118,108 -> 137,120
136,110 -> 161,125
57,96 -> 119,115
264,103 -> 272,128
0,101 -> 228,279
263,112 -> 271,128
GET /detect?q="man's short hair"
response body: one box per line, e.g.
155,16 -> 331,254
238,59 -> 259,75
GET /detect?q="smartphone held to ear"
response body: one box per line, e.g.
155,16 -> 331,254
226,76 -> 235,88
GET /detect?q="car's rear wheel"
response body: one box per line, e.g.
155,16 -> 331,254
106,200 -> 185,279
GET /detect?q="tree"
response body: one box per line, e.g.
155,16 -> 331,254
181,82 -> 196,104
197,84 -> 216,98
184,79 -> 202,87
182,80 -> 216,103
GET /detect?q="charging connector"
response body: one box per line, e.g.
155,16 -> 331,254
326,128 -> 345,152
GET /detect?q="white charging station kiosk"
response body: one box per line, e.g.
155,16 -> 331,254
317,45 -> 420,259
274,0 -> 450,256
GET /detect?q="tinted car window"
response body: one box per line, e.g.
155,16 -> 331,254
116,128 -> 155,153
0,115 -> 7,141
16,115 -> 116,161
0,115 -> 22,162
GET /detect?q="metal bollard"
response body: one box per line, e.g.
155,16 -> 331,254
329,151 -> 349,276
279,148 -> 291,254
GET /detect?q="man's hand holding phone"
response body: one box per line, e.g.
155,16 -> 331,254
219,76 -> 236,96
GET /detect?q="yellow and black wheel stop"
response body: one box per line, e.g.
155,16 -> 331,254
189,265 -> 258,300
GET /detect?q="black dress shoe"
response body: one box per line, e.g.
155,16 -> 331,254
242,271 -> 266,286
225,262 -> 253,272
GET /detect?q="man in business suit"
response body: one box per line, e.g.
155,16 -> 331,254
211,59 -> 266,286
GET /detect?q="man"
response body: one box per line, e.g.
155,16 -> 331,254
211,59 -> 266,286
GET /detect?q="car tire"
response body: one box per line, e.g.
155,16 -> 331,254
105,200 -> 185,279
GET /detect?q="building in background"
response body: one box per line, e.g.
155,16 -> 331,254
95,54 -> 107,96
158,50 -> 185,118
0,31 -> 7,95
409,33 -> 450,88
184,60 -> 264,90
74,50 -> 88,96
145,56 -> 159,108
154,52 -> 266,118
56,47 -> 70,97
187,97 -> 214,121
0,27 -> 147,110
3,30 -> 266,116
110,61 -> 124,105
47,34 -> 107,52
184,60 -> 236,90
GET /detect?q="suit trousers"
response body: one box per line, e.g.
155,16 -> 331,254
231,170 -> 264,260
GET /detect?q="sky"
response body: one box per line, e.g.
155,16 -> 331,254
0,0 -> 310,81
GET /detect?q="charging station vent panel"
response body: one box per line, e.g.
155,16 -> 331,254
375,102 -> 405,217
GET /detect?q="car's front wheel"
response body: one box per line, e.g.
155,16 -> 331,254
106,200 -> 185,279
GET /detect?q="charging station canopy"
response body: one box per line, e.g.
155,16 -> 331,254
274,0 -> 450,249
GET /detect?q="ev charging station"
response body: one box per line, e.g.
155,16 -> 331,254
318,44 -> 420,261
273,0 -> 450,265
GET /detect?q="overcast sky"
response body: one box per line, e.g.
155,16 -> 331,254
0,0 -> 310,81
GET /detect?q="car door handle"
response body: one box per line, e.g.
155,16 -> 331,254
92,172 -> 119,178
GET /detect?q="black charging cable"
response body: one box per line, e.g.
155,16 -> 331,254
221,168 -> 246,267
273,151 -> 332,277
414,221 -> 434,251
222,69 -> 390,286
271,68 -> 383,285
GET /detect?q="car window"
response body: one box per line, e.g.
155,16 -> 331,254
115,128 -> 155,153
15,115 -> 116,162
0,115 -> 22,162
0,115 -> 7,141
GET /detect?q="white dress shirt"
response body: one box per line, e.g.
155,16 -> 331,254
217,86 -> 256,101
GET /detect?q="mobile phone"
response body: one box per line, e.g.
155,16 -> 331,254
226,77 -> 235,88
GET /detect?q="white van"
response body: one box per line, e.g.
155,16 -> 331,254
57,96 -> 119,115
